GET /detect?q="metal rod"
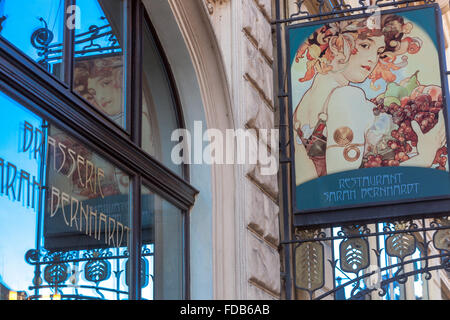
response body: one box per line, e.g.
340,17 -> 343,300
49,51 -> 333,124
276,0 -> 293,301
313,251 -> 450,300
271,0 -> 432,25
280,224 -> 450,245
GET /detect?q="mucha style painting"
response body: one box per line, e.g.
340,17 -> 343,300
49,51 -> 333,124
290,7 -> 450,212
73,54 -> 125,127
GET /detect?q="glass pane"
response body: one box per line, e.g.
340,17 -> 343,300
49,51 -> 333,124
45,125 -> 131,300
141,186 -> 184,300
0,91 -> 44,301
141,21 -> 182,176
73,0 -> 127,128
0,89 -> 132,300
0,0 -> 65,80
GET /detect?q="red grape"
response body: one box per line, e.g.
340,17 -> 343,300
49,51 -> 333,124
364,93 -> 447,169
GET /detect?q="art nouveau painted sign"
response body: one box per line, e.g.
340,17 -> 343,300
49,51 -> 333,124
288,5 -> 450,220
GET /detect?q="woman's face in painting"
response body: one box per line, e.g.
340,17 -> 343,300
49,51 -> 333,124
341,35 -> 386,83
87,68 -> 123,117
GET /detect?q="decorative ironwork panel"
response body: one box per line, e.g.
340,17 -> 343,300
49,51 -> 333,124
25,247 -> 141,300
385,221 -> 417,260
339,226 -> 370,274
294,229 -> 325,296
83,250 -> 112,284
433,217 -> 450,251
289,217 -> 450,300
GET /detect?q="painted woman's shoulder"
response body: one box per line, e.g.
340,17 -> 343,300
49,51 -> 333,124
327,85 -> 374,115
331,85 -> 368,101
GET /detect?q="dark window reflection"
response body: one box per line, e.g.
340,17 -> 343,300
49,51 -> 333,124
0,0 -> 65,80
73,0 -> 127,128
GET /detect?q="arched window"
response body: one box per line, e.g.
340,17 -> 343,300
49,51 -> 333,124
0,0 -> 195,300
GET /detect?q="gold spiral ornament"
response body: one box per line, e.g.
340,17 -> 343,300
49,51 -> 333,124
343,145 -> 361,162
333,127 -> 354,147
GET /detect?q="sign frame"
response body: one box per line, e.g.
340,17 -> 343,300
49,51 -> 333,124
286,3 -> 450,227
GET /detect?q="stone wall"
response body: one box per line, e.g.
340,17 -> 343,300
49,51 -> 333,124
241,0 -> 280,300
204,0 -> 281,299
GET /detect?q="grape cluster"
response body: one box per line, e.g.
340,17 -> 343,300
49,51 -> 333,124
362,154 -> 400,168
364,93 -> 444,168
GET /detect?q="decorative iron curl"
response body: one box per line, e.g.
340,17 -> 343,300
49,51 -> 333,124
289,0 -> 310,19
82,25 -> 102,52
25,249 -> 41,265
339,224 -> 370,237
43,250 -> 78,263
31,18 -> 54,51
30,17 -> 55,69
443,257 -> 450,273
423,270 -> 433,281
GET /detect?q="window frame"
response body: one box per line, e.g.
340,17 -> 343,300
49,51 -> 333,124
0,0 -> 196,300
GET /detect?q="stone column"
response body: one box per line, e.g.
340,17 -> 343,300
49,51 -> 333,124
205,0 -> 281,299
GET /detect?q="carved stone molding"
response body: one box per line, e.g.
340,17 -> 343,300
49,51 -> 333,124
205,0 -> 226,14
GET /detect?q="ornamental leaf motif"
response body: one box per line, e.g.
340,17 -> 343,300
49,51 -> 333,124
339,238 -> 369,274
294,242 -> 324,292
44,263 -> 69,285
433,229 -> 450,251
125,258 -> 150,288
386,234 -> 416,260
84,260 -> 111,283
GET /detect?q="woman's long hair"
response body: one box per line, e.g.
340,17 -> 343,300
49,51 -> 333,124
295,14 -> 422,90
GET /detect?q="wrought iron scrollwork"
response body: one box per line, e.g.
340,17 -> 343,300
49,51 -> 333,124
31,18 -> 54,50
24,247 -> 145,300
281,0 -> 437,24
289,0 -> 309,19
41,252 -> 74,286
30,17 -> 55,69
31,15 -> 122,68
73,16 -> 121,56
287,217 -> 450,300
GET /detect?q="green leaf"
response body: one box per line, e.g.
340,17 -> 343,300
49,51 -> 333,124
385,82 -> 408,100
384,96 -> 401,107
403,71 -> 419,97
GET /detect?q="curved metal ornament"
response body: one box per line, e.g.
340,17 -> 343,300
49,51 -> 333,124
25,249 -> 41,265
31,27 -> 54,50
